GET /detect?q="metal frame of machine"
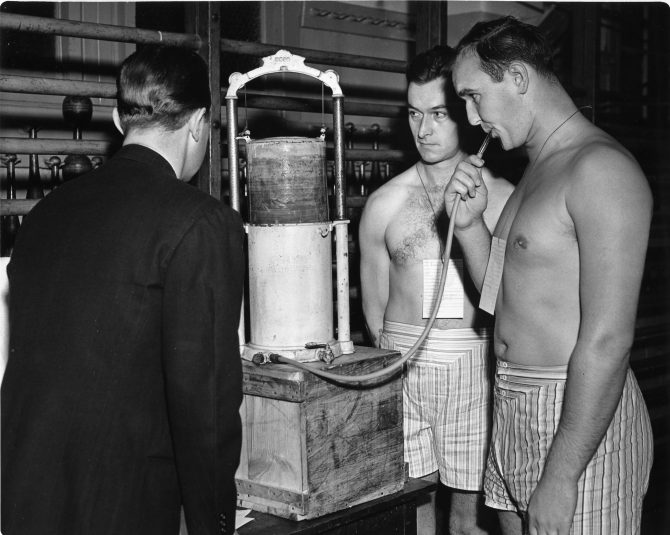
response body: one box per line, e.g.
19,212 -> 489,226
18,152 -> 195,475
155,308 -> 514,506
225,50 -> 355,363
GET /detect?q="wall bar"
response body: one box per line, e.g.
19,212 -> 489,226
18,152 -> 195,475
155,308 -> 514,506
0,13 -> 201,49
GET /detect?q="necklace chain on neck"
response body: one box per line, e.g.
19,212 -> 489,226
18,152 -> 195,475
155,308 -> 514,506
527,107 -> 582,175
495,106 -> 590,240
416,162 -> 447,260
415,163 -> 438,218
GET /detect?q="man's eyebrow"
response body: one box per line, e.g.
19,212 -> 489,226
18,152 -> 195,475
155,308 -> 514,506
457,88 -> 473,97
406,104 -> 448,110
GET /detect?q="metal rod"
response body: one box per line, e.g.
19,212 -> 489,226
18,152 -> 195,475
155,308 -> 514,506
220,38 -> 406,74
332,96 -> 353,353
225,98 -> 245,351
0,138 -> 113,156
0,13 -> 201,49
335,222 -> 353,352
333,97 -> 346,220
226,100 -> 241,213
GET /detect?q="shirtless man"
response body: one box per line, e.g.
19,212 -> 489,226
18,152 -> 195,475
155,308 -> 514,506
445,17 -> 653,535
360,45 -> 512,535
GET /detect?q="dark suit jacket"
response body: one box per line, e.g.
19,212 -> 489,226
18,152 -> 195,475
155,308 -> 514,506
2,145 -> 245,535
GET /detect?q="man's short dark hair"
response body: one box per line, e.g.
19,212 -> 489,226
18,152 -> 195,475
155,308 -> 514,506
456,16 -> 556,83
116,46 -> 211,133
406,45 -> 466,125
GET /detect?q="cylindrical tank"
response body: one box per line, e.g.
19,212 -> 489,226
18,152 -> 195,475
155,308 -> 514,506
246,137 -> 328,224
247,223 -> 334,350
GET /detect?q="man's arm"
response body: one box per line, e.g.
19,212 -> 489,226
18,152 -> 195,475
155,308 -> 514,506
162,205 -> 245,535
445,155 -> 495,291
526,146 -> 653,535
359,190 -> 392,347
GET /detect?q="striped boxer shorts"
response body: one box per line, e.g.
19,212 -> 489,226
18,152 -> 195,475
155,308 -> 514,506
485,361 -> 653,534
380,320 -> 492,490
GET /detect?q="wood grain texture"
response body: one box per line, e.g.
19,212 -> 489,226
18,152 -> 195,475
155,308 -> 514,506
236,346 -> 405,519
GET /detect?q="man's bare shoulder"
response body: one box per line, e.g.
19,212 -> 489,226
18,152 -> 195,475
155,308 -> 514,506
362,165 -> 416,215
565,129 -> 652,213
570,131 -> 648,189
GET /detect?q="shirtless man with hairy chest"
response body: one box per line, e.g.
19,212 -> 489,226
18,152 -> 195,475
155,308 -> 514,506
380,157 -> 506,333
359,45 -> 512,535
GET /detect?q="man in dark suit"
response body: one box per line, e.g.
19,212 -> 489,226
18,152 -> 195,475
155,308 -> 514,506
2,46 -> 245,535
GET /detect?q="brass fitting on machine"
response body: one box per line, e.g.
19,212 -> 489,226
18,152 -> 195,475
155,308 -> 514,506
251,352 -> 284,365
251,352 -> 270,365
305,343 -> 335,364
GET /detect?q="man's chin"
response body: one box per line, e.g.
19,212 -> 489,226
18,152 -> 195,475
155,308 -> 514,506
497,139 -> 515,152
490,134 -> 514,152
417,151 -> 445,165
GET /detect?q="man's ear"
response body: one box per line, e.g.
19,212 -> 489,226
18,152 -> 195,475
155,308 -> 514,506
507,62 -> 529,94
112,107 -> 124,135
188,108 -> 208,143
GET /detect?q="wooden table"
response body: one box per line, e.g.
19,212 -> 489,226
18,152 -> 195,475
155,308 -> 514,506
237,477 -> 435,535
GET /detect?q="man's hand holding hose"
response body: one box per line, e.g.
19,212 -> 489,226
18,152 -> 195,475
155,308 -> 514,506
444,141 -> 490,229
444,134 -> 494,292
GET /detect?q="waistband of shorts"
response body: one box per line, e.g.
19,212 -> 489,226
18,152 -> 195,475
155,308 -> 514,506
383,320 -> 491,341
495,360 -> 568,381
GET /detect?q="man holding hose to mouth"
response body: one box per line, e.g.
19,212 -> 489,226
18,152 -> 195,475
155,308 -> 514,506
445,16 -> 653,535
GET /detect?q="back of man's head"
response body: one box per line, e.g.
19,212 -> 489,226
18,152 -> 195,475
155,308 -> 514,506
406,45 -> 466,125
116,46 -> 211,134
457,16 -> 556,83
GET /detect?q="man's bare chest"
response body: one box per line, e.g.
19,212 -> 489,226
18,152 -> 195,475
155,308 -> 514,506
497,181 -> 576,264
386,192 -> 445,265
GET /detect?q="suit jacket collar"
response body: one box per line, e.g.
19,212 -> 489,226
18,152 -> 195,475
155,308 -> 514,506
116,144 -> 177,180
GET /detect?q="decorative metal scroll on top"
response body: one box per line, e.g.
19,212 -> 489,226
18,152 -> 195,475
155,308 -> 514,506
225,49 -> 343,99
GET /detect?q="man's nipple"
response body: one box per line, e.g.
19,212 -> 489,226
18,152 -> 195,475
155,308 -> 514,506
513,235 -> 528,249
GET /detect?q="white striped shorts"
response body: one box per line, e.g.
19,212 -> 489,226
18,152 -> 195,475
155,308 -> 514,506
485,361 -> 653,534
380,320 -> 492,490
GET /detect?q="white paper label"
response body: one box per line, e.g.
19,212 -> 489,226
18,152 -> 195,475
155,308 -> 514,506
422,258 -> 464,319
479,237 -> 506,315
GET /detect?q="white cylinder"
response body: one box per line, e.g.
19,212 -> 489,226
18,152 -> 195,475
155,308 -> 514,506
247,223 -> 334,349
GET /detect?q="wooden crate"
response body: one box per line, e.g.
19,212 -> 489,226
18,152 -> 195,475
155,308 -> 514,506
235,346 -> 405,520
